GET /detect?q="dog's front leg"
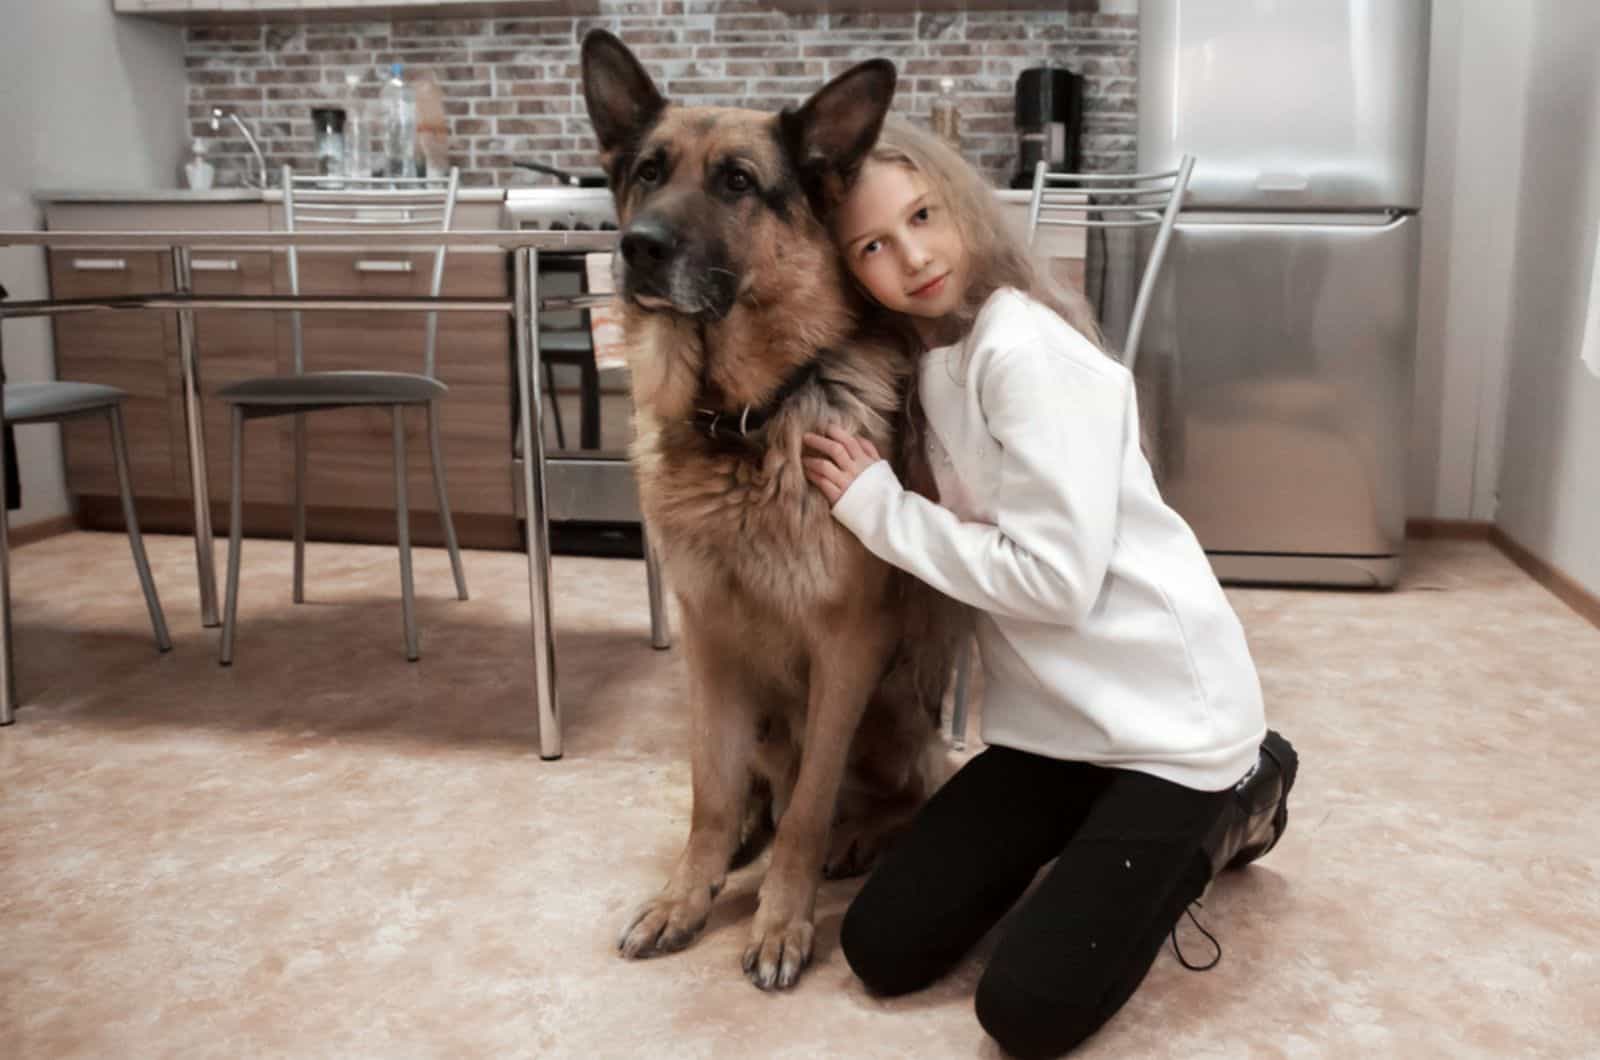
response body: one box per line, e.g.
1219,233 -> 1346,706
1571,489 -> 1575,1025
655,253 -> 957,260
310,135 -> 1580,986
743,610 -> 892,990
618,613 -> 753,959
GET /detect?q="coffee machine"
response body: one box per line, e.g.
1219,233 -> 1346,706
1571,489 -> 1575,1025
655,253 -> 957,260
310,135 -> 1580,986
1012,65 -> 1085,188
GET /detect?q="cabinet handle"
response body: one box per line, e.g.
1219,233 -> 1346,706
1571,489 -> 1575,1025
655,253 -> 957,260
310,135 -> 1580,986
354,260 -> 414,273
71,257 -> 127,272
191,258 -> 240,272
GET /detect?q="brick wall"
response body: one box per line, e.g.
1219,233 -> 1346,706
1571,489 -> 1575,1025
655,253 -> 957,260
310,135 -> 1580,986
184,2 -> 1137,189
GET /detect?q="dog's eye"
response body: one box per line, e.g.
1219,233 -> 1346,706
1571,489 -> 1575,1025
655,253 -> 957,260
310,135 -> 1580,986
725,170 -> 753,194
637,160 -> 661,184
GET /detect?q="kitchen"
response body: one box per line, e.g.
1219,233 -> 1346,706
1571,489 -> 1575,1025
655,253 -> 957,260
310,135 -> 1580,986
2,1 -> 1598,1056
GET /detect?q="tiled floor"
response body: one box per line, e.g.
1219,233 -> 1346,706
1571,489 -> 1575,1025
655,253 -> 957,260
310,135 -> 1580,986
2,533 -> 1596,1057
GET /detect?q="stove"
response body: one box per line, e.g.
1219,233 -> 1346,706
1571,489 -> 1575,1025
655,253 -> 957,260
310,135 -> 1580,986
504,187 -> 618,231
503,186 -> 642,556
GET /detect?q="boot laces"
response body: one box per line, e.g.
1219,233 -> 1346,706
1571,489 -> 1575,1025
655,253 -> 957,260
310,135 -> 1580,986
1170,900 -> 1222,971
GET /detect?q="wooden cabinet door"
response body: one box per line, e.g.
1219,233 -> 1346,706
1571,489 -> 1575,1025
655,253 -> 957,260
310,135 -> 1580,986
277,249 -> 513,517
48,251 -> 179,499
185,251 -> 290,505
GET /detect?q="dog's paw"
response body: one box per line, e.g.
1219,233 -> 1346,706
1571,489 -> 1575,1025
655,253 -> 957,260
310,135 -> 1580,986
741,914 -> 815,991
617,887 -> 714,959
822,818 -> 893,880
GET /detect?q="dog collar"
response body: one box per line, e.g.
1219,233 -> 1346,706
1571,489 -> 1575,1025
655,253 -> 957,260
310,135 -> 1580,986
690,359 -> 822,443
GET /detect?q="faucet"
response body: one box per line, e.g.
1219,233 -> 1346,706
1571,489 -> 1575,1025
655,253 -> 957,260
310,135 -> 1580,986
209,107 -> 269,189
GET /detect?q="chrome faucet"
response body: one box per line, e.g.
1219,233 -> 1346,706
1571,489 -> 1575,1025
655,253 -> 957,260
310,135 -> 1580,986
209,107 -> 269,189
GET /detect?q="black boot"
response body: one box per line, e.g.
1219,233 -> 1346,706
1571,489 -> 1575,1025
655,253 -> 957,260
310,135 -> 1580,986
1203,729 -> 1298,877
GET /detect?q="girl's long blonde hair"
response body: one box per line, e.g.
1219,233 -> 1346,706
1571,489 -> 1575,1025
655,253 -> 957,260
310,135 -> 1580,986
843,116 -> 1106,353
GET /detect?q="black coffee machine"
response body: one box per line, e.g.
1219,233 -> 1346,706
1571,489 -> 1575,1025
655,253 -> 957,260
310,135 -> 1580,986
1011,65 -> 1085,188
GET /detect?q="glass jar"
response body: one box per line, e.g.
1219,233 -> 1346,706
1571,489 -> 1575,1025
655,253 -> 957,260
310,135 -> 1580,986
312,107 -> 347,180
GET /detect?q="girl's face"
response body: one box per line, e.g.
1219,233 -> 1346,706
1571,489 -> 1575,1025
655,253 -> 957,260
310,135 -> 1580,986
835,160 -> 968,331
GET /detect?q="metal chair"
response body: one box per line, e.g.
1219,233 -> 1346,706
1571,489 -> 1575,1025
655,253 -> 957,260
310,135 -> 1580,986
215,166 -> 469,666
945,156 -> 1195,749
2,363 -> 172,724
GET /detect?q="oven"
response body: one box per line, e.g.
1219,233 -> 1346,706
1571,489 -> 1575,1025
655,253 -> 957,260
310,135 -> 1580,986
503,187 -> 644,557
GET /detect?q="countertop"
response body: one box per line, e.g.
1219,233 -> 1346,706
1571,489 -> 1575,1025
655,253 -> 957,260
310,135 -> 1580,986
34,187 -> 509,205
39,187 -> 1031,206
0,228 -> 615,253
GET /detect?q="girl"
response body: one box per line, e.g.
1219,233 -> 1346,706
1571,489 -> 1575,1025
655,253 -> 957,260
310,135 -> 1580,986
801,117 -> 1298,1058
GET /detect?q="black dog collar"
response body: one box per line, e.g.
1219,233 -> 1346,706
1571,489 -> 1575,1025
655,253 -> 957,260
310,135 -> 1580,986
690,359 -> 821,443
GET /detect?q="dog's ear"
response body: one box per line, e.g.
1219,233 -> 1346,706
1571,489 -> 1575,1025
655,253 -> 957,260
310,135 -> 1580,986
780,60 -> 897,207
581,29 -> 667,155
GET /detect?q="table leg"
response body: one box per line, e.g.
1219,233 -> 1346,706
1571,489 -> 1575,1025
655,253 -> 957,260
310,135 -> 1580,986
515,248 -> 561,760
1,392 -> 14,724
172,247 -> 219,628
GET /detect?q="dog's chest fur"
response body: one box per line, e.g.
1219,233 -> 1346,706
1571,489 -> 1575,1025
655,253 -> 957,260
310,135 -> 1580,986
630,345 -> 906,632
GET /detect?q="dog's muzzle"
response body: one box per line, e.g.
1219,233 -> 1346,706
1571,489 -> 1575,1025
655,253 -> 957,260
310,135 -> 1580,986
617,215 -> 740,321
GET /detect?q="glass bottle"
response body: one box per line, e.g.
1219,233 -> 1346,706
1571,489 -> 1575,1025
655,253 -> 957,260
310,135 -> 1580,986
312,107 -> 346,181
931,77 -> 962,152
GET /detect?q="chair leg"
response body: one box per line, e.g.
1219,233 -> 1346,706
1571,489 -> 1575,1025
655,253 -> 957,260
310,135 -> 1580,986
425,401 -> 468,601
579,354 -> 601,450
108,406 -> 172,653
544,359 -> 566,450
219,406 -> 246,666
292,411 -> 307,604
392,406 -> 419,661
642,524 -> 670,650
0,481 -> 14,724
949,635 -> 974,751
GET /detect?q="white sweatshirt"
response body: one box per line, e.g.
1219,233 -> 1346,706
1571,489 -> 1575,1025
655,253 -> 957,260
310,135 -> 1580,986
832,288 -> 1265,791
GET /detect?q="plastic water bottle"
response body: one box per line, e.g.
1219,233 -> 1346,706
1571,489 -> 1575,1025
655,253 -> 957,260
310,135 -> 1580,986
343,70 -> 369,181
380,62 -> 417,178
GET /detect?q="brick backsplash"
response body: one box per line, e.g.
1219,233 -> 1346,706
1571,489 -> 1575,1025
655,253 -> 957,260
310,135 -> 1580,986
184,2 -> 1137,190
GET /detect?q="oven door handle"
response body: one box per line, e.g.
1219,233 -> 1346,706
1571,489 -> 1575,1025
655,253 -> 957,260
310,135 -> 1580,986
540,294 -> 613,311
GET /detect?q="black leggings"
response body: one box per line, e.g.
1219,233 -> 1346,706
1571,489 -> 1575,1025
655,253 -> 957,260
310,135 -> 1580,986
840,746 -> 1230,1059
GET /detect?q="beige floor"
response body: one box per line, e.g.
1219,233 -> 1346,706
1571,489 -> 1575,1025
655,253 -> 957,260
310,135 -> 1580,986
1,533 -> 1596,1058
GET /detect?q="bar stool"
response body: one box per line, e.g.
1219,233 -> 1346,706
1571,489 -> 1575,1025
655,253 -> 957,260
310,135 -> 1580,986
214,166 -> 470,665
2,368 -> 172,723
945,156 -> 1195,749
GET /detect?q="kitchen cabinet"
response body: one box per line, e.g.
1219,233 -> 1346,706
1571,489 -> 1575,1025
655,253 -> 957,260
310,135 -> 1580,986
47,250 -> 181,501
186,250 -> 290,506
46,203 -> 274,527
42,196 -> 518,549
274,248 -> 513,520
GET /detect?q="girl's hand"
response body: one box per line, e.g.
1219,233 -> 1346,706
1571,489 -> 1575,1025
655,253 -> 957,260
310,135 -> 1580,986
802,426 -> 882,505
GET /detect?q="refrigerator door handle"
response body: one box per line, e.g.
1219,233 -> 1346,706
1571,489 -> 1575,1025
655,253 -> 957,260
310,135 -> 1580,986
1254,171 -> 1310,193
1178,210 -> 1413,231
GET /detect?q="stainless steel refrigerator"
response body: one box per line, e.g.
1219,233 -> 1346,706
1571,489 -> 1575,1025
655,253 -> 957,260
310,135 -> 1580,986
1135,0 -> 1431,587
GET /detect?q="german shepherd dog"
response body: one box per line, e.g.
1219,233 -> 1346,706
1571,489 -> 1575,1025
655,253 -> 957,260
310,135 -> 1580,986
580,30 -> 963,990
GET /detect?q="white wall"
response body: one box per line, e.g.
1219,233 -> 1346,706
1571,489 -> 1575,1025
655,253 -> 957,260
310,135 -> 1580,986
1409,0 -> 1534,522
0,0 -> 186,528
1492,2 -> 1600,596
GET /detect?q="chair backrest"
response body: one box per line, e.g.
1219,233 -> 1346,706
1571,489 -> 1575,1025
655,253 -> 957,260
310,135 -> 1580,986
279,165 -> 461,377
1025,155 -> 1195,372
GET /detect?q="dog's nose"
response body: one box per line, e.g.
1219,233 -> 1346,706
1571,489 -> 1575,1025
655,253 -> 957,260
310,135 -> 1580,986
620,217 -> 676,269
